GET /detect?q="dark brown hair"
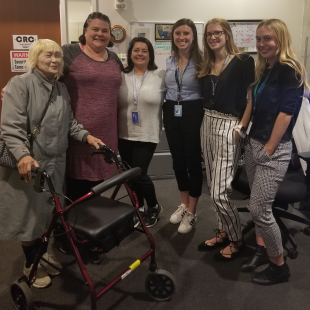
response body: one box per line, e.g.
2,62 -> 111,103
124,37 -> 158,73
171,18 -> 202,74
79,12 -> 114,47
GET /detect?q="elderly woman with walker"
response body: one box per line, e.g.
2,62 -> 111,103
0,39 -> 103,288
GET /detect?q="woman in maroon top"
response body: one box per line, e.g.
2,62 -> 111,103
61,12 -> 123,202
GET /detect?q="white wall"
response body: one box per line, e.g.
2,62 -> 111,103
98,0 -> 306,61
67,0 -> 92,43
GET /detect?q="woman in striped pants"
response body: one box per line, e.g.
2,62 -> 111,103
197,18 -> 254,261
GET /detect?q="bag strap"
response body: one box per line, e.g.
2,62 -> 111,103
27,87 -> 54,140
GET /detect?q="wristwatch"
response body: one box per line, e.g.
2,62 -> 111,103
235,124 -> 247,138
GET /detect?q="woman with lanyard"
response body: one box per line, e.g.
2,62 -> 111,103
242,19 -> 308,285
118,37 -> 165,227
164,18 -> 203,234
197,18 -> 255,260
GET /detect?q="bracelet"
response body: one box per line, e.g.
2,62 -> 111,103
234,127 -> 246,138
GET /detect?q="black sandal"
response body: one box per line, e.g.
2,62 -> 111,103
213,240 -> 246,261
197,229 -> 229,251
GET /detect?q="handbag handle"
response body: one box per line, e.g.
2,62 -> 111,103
27,88 -> 54,141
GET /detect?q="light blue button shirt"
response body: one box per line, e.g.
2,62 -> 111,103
165,54 -> 201,102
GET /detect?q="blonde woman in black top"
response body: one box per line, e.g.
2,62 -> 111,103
242,19 -> 309,285
197,18 -> 255,261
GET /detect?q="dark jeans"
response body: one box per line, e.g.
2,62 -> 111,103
118,139 -> 158,208
65,175 -> 104,205
163,99 -> 204,197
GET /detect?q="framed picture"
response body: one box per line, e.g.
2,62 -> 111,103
155,24 -> 173,41
228,20 -> 262,54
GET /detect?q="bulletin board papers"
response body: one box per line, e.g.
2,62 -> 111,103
154,42 -> 171,57
228,20 -> 261,53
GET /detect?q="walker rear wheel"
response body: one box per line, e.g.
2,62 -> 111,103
11,280 -> 34,310
145,269 -> 175,301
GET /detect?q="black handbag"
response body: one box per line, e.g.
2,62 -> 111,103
0,90 -> 53,169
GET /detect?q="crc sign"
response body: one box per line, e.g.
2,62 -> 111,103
10,51 -> 29,72
13,35 -> 37,50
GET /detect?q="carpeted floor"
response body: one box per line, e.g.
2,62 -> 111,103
1,178 -> 310,310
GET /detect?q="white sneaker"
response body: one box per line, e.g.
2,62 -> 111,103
170,204 -> 188,224
40,252 -> 62,276
23,263 -> 51,288
178,211 -> 197,234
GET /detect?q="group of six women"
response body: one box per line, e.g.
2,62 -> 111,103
0,12 -> 309,288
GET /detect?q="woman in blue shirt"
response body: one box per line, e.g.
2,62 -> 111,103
163,18 -> 203,234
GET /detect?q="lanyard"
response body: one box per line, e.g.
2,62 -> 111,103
253,61 -> 278,111
132,68 -> 148,107
210,54 -> 230,98
175,58 -> 191,103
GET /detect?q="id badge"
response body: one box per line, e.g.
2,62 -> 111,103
132,111 -> 140,124
174,104 -> 182,117
246,121 -> 252,135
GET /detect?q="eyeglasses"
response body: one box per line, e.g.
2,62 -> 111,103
204,31 -> 225,39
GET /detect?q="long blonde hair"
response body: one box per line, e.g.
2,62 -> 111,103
255,19 -> 309,94
198,18 -> 239,78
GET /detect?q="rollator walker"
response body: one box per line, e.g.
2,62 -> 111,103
11,145 -> 175,310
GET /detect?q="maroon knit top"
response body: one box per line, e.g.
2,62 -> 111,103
61,44 -> 122,181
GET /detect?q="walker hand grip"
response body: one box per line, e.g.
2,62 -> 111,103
91,167 -> 141,196
32,167 -> 44,192
31,166 -> 40,174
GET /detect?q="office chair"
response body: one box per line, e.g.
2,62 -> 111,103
232,150 -> 310,259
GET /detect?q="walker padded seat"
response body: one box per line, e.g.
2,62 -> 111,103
66,196 -> 136,253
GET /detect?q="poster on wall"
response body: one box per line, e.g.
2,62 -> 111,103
155,24 -> 173,41
13,35 -> 37,50
132,27 -> 151,40
10,51 -> 28,72
228,20 -> 261,53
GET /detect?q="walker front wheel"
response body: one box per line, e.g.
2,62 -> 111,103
11,280 -> 34,310
145,269 -> 176,301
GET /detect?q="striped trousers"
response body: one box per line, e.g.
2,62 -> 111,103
245,137 -> 292,257
201,109 -> 242,241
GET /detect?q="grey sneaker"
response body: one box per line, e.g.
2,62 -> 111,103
23,263 -> 51,288
178,211 -> 197,234
40,252 -> 62,276
170,204 -> 188,224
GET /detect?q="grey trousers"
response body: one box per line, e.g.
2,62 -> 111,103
201,110 -> 242,241
245,137 -> 292,257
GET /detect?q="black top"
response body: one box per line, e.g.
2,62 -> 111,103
200,54 -> 255,118
249,62 -> 303,143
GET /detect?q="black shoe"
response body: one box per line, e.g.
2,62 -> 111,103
252,261 -> 290,285
147,204 -> 163,219
197,229 -> 229,251
139,211 -> 157,228
213,241 -> 246,262
240,244 -> 269,272
133,214 -> 140,228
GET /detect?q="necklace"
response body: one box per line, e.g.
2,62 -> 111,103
214,53 -> 230,76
